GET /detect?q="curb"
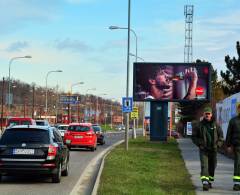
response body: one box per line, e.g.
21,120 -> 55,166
70,139 -> 124,195
91,140 -> 124,195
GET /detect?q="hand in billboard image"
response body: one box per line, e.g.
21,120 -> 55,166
183,67 -> 198,100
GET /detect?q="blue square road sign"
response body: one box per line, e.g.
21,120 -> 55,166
122,97 -> 133,113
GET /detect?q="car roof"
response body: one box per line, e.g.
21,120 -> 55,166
8,117 -> 33,120
6,125 -> 51,131
69,123 -> 92,127
58,124 -> 69,126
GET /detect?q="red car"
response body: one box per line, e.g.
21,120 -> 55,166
64,123 -> 97,151
7,117 -> 36,127
167,130 -> 180,139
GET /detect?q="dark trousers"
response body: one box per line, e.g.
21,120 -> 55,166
233,147 -> 240,182
199,149 -> 217,182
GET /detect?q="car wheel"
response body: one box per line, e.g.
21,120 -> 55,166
90,147 -> 95,151
67,146 -> 71,150
62,159 -> 69,176
52,163 -> 61,183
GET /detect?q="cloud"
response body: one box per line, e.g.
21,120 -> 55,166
6,41 -> 29,52
53,38 -> 93,52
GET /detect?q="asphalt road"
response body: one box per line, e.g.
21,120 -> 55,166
0,131 -> 125,195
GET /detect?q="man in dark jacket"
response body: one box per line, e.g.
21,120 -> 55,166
192,107 -> 224,191
226,104 -> 240,191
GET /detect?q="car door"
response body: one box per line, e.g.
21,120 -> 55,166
53,129 -> 69,168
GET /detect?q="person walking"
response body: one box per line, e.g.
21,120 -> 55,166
192,106 -> 224,191
226,104 -> 240,191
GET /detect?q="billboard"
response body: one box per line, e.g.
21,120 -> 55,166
133,62 -> 211,102
216,92 -> 240,139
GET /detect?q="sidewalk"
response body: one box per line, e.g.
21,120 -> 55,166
177,138 -> 240,195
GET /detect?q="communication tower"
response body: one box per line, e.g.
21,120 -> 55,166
184,5 -> 194,62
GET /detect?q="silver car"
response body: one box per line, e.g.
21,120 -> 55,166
57,124 -> 69,137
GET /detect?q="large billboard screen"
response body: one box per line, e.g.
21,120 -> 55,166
133,62 -> 211,102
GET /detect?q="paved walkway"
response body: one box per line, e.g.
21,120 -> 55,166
177,138 -> 240,195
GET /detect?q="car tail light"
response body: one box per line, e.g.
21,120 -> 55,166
65,131 -> 71,136
47,144 -> 58,160
42,163 -> 56,167
86,132 -> 94,136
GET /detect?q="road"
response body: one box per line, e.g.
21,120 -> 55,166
0,131 -> 125,195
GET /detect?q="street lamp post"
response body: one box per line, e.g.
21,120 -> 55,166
85,88 -> 96,122
7,56 -> 32,117
109,25 -> 137,63
45,70 -> 62,119
70,82 -> 84,123
109,1 -> 133,150
110,22 -> 138,140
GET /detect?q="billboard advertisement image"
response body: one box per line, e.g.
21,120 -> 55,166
133,62 -> 211,102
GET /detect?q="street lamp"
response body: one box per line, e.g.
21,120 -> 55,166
109,0 -> 131,150
7,55 -> 32,117
85,88 -> 96,122
109,25 -> 137,62
70,81 -> 84,123
70,81 -> 84,94
45,70 -> 62,119
110,25 -> 141,140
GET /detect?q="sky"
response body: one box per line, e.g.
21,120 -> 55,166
0,0 -> 239,102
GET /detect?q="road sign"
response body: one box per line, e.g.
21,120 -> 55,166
131,106 -> 139,119
130,112 -> 138,119
122,97 -> 133,113
133,106 -> 138,112
59,95 -> 79,104
186,122 -> 192,135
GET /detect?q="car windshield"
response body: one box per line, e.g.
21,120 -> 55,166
68,125 -> 90,132
0,128 -> 50,145
58,126 -> 68,130
93,126 -> 101,132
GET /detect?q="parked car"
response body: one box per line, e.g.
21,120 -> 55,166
57,124 -> 69,137
167,130 -> 180,139
64,123 -> 97,151
116,124 -> 125,131
7,117 -> 36,127
35,120 -> 50,127
92,124 -> 105,145
0,125 -> 70,183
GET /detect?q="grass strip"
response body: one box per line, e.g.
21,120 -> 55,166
98,137 -> 195,195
